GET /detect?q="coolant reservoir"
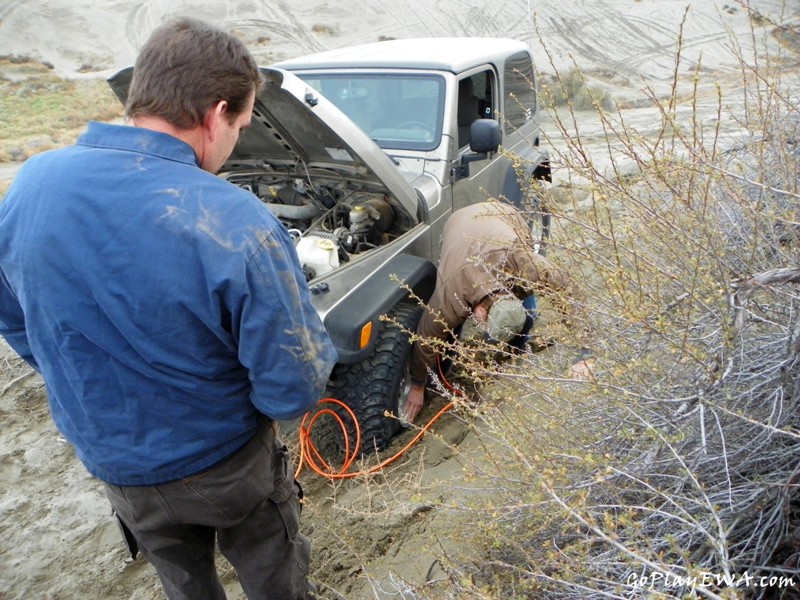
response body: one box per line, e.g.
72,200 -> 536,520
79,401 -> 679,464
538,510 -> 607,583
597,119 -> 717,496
295,236 -> 340,279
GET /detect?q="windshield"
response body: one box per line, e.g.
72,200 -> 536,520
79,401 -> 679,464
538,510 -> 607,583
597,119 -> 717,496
296,73 -> 445,151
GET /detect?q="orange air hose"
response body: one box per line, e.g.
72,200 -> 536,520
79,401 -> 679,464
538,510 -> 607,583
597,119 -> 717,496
295,398 -> 454,479
295,358 -> 460,479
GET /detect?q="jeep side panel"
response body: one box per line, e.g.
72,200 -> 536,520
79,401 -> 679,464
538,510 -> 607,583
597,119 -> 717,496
322,253 -> 436,363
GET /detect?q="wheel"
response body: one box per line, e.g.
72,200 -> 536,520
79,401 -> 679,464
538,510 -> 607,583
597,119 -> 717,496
326,303 -> 423,454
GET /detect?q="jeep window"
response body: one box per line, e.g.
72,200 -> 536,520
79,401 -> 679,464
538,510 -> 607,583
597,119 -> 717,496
503,51 -> 536,130
297,73 -> 445,151
457,70 -> 496,149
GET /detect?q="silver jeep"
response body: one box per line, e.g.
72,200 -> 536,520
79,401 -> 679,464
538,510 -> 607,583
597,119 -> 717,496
109,37 -> 550,452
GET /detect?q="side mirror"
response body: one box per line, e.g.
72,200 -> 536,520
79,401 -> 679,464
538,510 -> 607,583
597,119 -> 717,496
453,119 -> 502,182
469,119 -> 501,153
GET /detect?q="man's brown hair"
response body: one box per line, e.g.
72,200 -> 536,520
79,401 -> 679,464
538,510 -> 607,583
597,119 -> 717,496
126,17 -> 264,129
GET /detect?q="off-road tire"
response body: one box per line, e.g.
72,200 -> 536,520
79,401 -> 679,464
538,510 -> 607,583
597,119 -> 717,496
327,303 -> 423,454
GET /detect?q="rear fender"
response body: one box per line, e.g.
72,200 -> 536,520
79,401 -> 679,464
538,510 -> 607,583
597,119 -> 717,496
501,150 -> 551,208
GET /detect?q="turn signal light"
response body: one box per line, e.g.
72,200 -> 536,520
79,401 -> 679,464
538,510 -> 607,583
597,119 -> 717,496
359,321 -> 373,349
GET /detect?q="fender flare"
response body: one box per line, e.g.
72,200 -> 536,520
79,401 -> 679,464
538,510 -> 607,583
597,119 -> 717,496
501,149 -> 551,208
324,254 -> 436,364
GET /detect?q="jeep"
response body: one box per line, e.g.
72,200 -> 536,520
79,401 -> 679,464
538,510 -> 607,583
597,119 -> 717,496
108,36 -> 550,452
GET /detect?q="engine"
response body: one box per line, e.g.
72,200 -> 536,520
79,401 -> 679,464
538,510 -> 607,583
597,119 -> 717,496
227,172 -> 403,281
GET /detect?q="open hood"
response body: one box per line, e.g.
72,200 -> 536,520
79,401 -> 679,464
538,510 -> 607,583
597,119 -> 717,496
107,67 -> 420,218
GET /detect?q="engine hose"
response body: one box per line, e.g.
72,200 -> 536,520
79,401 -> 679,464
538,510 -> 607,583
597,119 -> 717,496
295,357 -> 459,479
264,202 -> 322,220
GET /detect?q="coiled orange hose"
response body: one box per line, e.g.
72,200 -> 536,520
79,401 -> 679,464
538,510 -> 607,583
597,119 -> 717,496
295,397 -> 454,479
296,357 -> 462,479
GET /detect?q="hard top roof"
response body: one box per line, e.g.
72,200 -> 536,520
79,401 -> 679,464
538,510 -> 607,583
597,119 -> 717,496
272,37 -> 531,74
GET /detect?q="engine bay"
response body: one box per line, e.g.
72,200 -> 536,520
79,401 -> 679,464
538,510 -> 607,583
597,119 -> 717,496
225,171 -> 415,281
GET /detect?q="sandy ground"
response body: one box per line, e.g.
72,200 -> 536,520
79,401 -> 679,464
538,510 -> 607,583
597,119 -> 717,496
0,1 -> 797,598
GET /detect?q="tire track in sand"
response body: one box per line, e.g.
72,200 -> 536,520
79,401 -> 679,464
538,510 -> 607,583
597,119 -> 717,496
541,2 -> 744,80
0,0 -> 26,25
125,0 -> 324,58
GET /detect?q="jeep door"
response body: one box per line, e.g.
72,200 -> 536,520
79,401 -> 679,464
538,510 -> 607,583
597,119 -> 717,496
451,51 -> 547,213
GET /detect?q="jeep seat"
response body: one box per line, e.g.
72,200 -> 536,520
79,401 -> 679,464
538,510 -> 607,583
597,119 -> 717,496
457,78 -> 481,148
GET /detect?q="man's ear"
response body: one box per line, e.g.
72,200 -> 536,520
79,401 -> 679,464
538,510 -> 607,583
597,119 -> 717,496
473,302 -> 489,323
204,100 -> 229,142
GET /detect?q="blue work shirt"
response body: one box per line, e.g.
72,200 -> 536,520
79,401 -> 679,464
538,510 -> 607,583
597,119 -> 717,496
0,122 -> 337,485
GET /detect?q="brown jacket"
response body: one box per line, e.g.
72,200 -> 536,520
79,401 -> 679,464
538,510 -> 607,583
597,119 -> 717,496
409,202 -> 570,384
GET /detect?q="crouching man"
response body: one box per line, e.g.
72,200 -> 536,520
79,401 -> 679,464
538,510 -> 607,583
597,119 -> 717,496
404,201 -> 589,424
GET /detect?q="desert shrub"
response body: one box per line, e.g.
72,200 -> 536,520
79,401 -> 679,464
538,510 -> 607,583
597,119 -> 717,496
540,67 -> 614,111
0,60 -> 122,163
312,23 -> 337,36
385,10 -> 800,600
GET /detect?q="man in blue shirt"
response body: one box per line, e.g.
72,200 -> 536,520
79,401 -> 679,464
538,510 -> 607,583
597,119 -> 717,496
0,17 -> 336,600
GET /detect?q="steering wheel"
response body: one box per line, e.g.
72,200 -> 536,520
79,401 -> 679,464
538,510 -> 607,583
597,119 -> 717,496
397,120 -> 436,135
